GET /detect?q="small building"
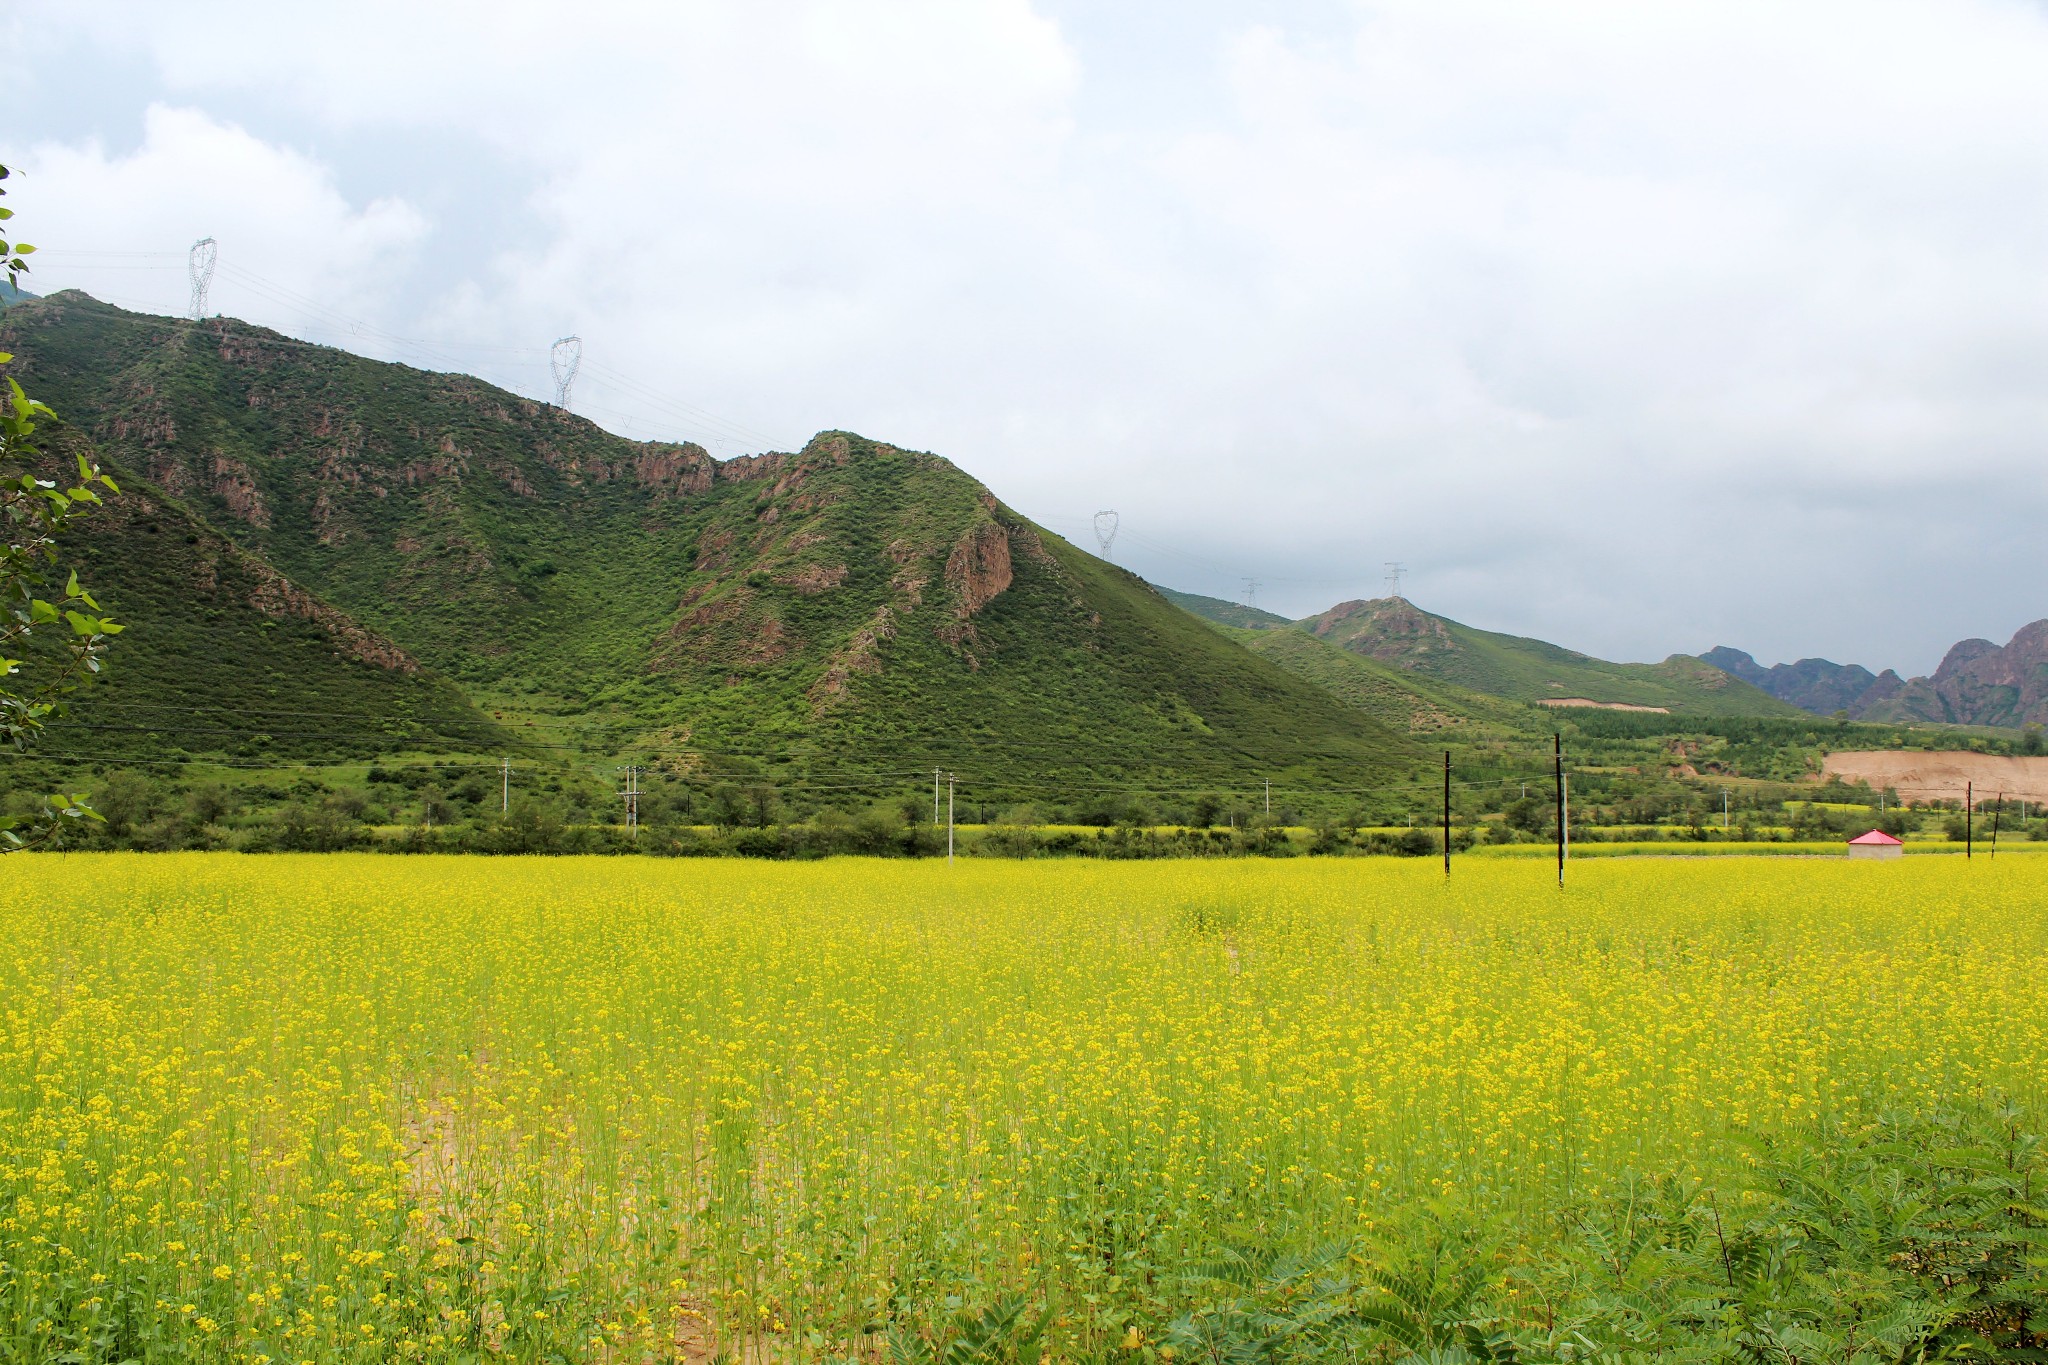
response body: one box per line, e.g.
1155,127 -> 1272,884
1847,829 -> 1904,860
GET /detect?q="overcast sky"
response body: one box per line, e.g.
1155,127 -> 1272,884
10,1 -> 2048,675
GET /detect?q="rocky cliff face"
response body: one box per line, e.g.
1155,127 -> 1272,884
1303,597 -> 1464,664
1872,621 -> 2048,727
1699,648 -> 1883,715
1704,623 -> 2048,727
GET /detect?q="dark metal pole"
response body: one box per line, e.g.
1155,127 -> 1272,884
1967,781 -> 1973,859
1554,734 -> 1565,888
1992,791 -> 2002,860
1442,750 -> 1452,878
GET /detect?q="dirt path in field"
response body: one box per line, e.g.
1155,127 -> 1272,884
1823,750 -> 2048,803
1536,698 -> 1672,713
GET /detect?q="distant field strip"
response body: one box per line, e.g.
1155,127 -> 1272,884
1823,749 -> 2048,803
4,855 -> 2045,1359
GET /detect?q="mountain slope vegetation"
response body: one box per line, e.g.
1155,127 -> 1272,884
25,430 -> 502,764
1,292 -> 1417,789
1155,586 -> 1292,631
1297,596 -> 1798,717
1161,582 -> 1798,719
1216,623 -> 1532,733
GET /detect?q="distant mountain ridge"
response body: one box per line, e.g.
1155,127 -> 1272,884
1700,648 -> 1904,717
1164,590 -> 1797,717
1297,597 -> 1796,715
1155,587 -> 1291,631
1707,625 -> 2048,727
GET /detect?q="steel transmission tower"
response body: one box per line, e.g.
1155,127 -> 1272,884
1384,561 -> 1406,600
550,336 -> 582,410
187,238 -> 217,319
1093,510 -> 1120,562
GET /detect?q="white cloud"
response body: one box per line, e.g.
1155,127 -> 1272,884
13,0 -> 2048,673
15,105 -> 426,330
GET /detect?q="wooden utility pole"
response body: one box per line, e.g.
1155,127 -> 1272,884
618,765 -> 639,836
1554,734 -> 1565,888
1991,791 -> 2003,860
1442,751 -> 1451,878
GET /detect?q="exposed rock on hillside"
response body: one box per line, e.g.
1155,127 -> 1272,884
1705,623 -> 2048,726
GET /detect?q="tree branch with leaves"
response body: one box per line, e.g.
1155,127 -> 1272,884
0,160 -> 122,850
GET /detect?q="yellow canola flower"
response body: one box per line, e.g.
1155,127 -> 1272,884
1,852 -> 2043,1361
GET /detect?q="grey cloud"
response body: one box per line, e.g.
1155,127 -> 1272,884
10,0 -> 2048,678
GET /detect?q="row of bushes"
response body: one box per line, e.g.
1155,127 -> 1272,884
48,798 -> 1490,858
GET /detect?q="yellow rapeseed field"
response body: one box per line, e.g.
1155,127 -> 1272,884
3,853 -> 2044,1361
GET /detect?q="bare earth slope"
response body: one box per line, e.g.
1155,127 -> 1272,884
1822,751 -> 2048,804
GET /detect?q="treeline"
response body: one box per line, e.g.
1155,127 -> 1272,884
10,757 -> 2043,857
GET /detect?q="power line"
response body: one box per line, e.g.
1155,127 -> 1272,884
7,266 -> 784,455
187,239 -> 216,320
15,739 -> 1567,804
550,336 -> 582,411
1092,510 -> 1120,562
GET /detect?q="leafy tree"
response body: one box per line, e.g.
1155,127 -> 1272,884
0,161 -> 121,850
493,795 -> 566,853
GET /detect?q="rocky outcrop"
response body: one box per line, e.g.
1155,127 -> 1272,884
245,559 -> 419,672
1306,596 -> 1458,662
944,520 -> 1013,619
656,586 -> 795,671
632,443 -> 715,497
1708,621 -> 2048,726
779,563 -> 848,595
210,454 -> 270,529
808,606 -> 897,712
1699,647 -> 1883,715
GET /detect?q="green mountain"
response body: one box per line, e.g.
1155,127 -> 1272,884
1295,596 -> 1799,717
1153,587 -> 1520,733
1217,625 -> 1531,734
24,431 -> 502,764
1156,587 -> 1292,631
1,292 -> 1417,791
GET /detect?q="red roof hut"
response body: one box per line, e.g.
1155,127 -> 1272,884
1847,829 -> 1904,860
